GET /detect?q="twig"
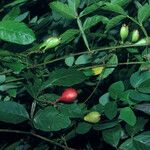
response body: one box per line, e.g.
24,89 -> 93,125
77,17 -> 91,52
83,76 -> 102,104
4,61 -> 146,84
27,43 -> 148,69
0,129 -> 74,150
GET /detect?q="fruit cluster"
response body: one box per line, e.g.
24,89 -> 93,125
120,24 -> 140,43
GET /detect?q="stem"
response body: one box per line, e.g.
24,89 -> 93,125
37,99 -> 58,106
127,15 -> 149,37
4,61 -> 146,84
78,61 -> 145,70
28,43 -> 147,69
83,77 -> 102,103
3,43 -> 148,84
0,129 -> 74,150
140,24 -> 149,38
61,136 -> 70,150
77,17 -> 91,52
127,15 -> 139,25
30,101 -> 37,119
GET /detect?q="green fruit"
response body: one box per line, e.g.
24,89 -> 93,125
40,37 -> 61,50
131,30 -> 139,42
120,24 -> 129,41
84,111 -> 101,123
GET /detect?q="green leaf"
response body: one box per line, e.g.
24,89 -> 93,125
105,15 -> 126,32
130,90 -> 150,102
58,103 -> 84,118
83,15 -> 108,30
93,120 -> 119,131
4,0 -> 28,8
91,103 -> 103,114
133,131 -> 150,150
0,83 -> 18,92
104,3 -> 127,15
15,11 -> 29,22
33,106 -> 71,131
25,77 -> 42,98
75,54 -> 91,65
104,101 -> 117,120
108,81 -> 125,100
100,54 -> 118,79
119,90 -> 135,105
0,75 -> 6,84
42,68 -> 86,88
64,129 -> 76,141
138,4 -> 150,24
119,107 -> 136,126
126,117 -> 148,137
76,122 -> 92,134
7,89 -> 17,98
65,56 -> 75,66
2,7 -> 20,21
60,29 -> 79,43
135,103 -> 150,115
137,79 -> 150,93
50,1 -> 76,19
0,101 -> 29,124
67,0 -> 80,14
99,93 -> 110,106
130,70 -> 150,88
111,0 -> 132,7
5,60 -> 26,72
0,20 -> 35,45
102,125 -> 122,147
38,94 -> 59,102
79,1 -> 104,17
5,141 -> 21,150
119,138 -> 137,150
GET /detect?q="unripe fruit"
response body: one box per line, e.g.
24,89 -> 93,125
120,24 -> 129,42
131,30 -> 139,42
84,111 -> 101,123
92,67 -> 104,76
58,88 -> 78,103
40,37 -> 61,50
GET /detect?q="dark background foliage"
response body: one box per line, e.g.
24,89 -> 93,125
0,0 -> 150,149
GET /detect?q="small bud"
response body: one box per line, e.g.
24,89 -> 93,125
84,111 -> 101,123
131,30 -> 139,42
120,24 -> 129,42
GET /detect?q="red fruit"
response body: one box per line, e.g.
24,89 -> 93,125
58,88 -> 78,103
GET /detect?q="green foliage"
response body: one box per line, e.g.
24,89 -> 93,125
0,20 -> 35,44
0,0 -> 149,149
33,106 -> 71,131
0,101 -> 29,124
102,125 -> 122,147
104,101 -> 117,120
119,107 -> 136,126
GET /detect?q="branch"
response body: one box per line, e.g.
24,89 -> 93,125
0,129 -> 74,150
28,43 -> 148,69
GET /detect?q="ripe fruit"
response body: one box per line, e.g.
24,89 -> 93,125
84,111 -> 101,123
120,24 -> 129,42
58,88 -> 78,103
131,30 -> 139,42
